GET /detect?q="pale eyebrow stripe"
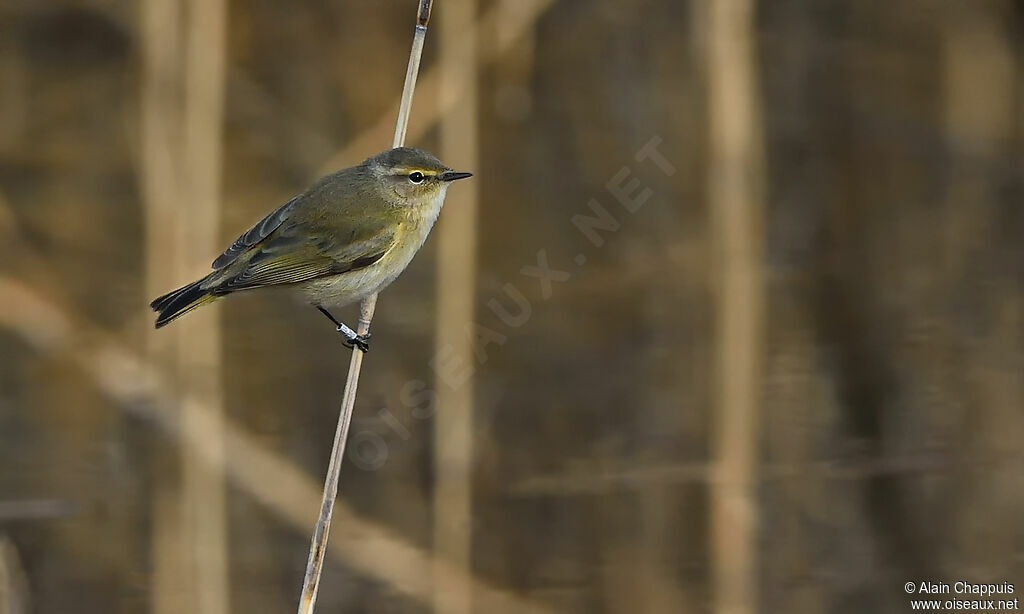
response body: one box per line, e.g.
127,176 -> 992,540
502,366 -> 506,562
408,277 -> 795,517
392,166 -> 439,176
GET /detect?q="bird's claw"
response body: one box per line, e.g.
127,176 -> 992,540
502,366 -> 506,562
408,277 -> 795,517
339,328 -> 371,353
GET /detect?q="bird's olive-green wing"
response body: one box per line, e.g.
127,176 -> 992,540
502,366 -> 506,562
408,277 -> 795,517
212,195 -> 300,270
214,203 -> 400,291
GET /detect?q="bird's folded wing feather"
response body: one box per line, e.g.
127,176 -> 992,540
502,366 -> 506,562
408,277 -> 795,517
213,195 -> 300,269
210,200 -> 399,291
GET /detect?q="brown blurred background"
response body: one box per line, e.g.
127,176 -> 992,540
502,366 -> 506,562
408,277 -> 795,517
1,0 -> 1023,613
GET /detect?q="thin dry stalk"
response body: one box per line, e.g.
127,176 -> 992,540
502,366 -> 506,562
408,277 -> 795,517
179,0 -> 230,611
142,0 -> 230,607
433,0 -> 479,612
705,0 -> 766,612
140,0 -> 189,611
296,2 -> 434,613
0,536 -> 31,614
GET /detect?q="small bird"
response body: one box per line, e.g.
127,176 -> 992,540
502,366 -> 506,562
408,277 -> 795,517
150,147 -> 472,351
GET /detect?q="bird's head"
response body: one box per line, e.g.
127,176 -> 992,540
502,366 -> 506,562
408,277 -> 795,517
368,146 -> 472,204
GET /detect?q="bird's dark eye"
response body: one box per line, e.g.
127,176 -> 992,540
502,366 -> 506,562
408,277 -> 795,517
409,171 -> 424,184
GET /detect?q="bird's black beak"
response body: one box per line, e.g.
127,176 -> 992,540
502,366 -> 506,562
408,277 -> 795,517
440,170 -> 473,182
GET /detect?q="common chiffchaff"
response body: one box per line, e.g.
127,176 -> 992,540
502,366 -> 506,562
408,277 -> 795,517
150,147 -> 472,351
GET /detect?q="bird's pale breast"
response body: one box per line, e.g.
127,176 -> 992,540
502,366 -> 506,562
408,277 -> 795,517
297,188 -> 447,307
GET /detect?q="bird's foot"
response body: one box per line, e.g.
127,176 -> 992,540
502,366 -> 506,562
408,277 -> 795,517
337,322 -> 371,353
343,333 -> 371,353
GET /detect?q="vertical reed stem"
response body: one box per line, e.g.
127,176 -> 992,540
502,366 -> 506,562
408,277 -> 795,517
706,0 -> 765,612
433,0 -> 478,611
296,3 -> 433,612
180,0 -> 230,611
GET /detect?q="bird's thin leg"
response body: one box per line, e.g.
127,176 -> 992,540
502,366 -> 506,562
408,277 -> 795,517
316,306 -> 371,352
316,306 -> 343,327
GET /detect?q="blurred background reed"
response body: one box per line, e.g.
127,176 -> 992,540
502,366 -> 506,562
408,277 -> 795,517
0,0 -> 1022,613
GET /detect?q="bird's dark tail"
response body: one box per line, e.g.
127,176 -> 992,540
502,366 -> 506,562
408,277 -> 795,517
150,276 -> 219,328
